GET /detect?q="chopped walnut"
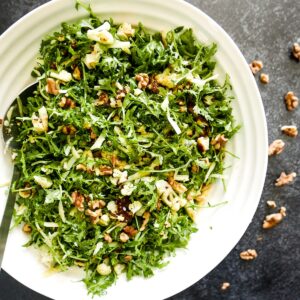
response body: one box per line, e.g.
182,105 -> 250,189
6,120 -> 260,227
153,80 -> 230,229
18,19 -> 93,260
123,225 -> 138,237
73,66 -> 81,80
104,233 -> 113,243
120,232 -> 130,243
168,176 -> 187,194
268,139 -> 285,156
221,282 -> 230,291
240,249 -> 258,260
266,200 -> 277,208
135,73 -> 149,89
46,78 -> 59,95
263,207 -> 286,229
95,92 -> 109,106
260,73 -> 269,84
71,191 -> 85,211
285,91 -> 299,111
22,223 -> 32,233
88,200 -> 106,210
62,125 -> 77,135
281,125 -> 298,137
58,97 -> 76,109
140,211 -> 150,231
95,165 -> 113,176
275,172 -> 296,186
292,43 -> 300,61
148,75 -> 159,93
211,134 -> 228,150
19,184 -> 32,199
249,60 -> 263,74
85,208 -> 102,224
124,255 -> 132,262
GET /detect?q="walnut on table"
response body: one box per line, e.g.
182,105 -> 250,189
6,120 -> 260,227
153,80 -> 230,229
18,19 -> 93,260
260,73 -> 269,84
220,282 -> 230,291
240,249 -> 258,260
249,60 -> 263,74
275,172 -> 296,186
263,207 -> 286,229
292,43 -> 300,61
281,125 -> 298,137
284,91 -> 299,111
268,139 -> 285,156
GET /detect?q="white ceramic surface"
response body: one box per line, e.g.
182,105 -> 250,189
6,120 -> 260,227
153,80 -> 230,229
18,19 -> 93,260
0,0 -> 268,299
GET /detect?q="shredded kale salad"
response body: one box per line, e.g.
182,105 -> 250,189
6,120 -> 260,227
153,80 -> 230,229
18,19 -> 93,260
10,3 -> 239,296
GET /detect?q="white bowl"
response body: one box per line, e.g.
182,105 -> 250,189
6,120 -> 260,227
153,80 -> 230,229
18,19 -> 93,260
0,0 -> 268,299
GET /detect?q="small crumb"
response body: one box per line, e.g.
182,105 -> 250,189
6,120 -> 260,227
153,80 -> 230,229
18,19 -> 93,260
268,139 -> 285,156
240,249 -> 258,260
263,207 -> 286,229
220,282 -> 230,291
275,172 -> 296,186
292,43 -> 300,61
285,91 -> 299,111
281,125 -> 298,137
260,73 -> 269,84
257,235 -> 263,241
249,60 -> 263,74
267,200 -> 277,208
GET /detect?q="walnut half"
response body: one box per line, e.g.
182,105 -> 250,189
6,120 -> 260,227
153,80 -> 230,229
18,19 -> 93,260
240,249 -> 258,260
281,125 -> 298,137
275,172 -> 296,186
249,60 -> 263,74
284,91 -> 299,111
268,139 -> 285,156
263,207 -> 286,229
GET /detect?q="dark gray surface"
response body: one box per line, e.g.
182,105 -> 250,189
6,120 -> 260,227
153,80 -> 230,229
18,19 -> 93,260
0,0 -> 299,299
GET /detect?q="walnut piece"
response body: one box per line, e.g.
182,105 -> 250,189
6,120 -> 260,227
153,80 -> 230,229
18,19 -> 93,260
221,282 -> 230,291
104,233 -> 113,243
135,73 -> 149,89
268,139 -> 285,156
95,92 -> 109,106
140,211 -> 150,231
249,60 -> 263,74
266,200 -> 277,209
263,207 -> 286,229
71,191 -> 85,211
240,249 -> 258,260
211,134 -> 228,150
95,165 -> 113,176
123,225 -> 138,237
59,96 -> 76,109
260,73 -> 269,84
275,172 -> 296,186
62,125 -> 77,135
46,78 -> 59,95
285,91 -> 299,111
168,176 -> 187,194
22,223 -> 32,233
281,125 -> 298,137
292,43 -> 300,61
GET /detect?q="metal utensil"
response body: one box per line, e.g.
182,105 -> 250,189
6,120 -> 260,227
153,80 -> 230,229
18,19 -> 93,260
0,83 -> 37,269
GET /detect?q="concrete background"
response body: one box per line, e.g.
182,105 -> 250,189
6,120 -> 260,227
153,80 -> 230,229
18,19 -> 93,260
0,0 -> 299,299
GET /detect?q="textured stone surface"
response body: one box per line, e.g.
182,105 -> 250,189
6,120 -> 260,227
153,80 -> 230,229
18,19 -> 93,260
0,0 -> 299,299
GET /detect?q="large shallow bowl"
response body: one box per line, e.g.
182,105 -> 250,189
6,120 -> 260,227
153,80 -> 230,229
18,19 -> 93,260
0,0 -> 268,299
